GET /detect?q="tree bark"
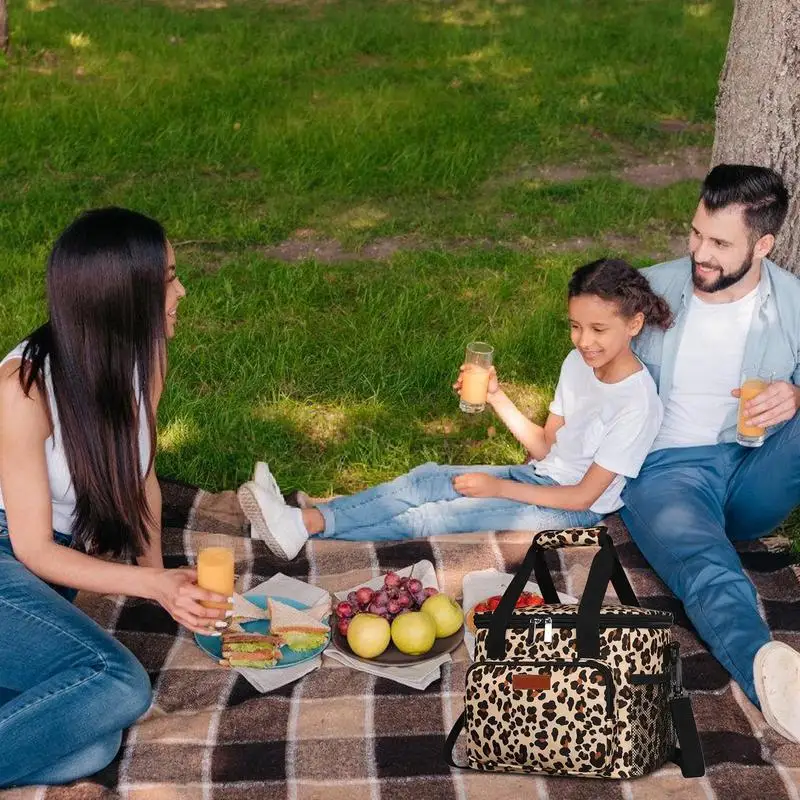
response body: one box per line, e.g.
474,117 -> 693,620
0,0 -> 9,55
712,0 -> 800,272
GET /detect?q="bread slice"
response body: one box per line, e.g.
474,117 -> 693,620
268,598 -> 328,635
304,597 -> 332,622
231,593 -> 269,622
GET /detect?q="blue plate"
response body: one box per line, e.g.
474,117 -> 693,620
194,595 -> 331,669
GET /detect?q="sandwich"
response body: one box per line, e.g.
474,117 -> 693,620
220,632 -> 283,668
230,592 -> 269,624
267,598 -> 329,652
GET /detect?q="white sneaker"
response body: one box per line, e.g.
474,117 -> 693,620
253,461 -> 282,498
237,481 -> 308,561
284,489 -> 313,509
753,640 -> 800,743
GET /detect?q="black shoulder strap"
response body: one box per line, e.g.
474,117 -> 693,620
443,711 -> 468,769
670,695 -> 705,778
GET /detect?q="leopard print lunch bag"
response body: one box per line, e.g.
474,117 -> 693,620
444,527 -> 705,780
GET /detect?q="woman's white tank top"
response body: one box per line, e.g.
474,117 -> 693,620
0,342 -> 152,535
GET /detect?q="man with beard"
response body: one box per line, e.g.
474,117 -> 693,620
625,164 -> 800,743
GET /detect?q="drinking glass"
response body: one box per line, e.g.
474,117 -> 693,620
736,368 -> 773,447
197,536 -> 235,612
459,342 -> 494,414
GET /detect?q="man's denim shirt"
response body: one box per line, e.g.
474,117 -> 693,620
633,256 -> 800,444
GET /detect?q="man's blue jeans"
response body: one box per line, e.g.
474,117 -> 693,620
621,413 -> 800,707
0,510 -> 152,787
318,462 -> 604,540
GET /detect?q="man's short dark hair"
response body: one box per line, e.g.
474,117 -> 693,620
701,164 -> 789,239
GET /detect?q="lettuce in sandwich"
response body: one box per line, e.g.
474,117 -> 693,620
268,598 -> 330,653
278,631 -> 328,652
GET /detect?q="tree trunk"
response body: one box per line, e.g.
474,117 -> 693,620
0,0 -> 9,55
712,0 -> 800,272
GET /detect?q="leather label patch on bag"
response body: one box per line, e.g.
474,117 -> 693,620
512,673 -> 551,691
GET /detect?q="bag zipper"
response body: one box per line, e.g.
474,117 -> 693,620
466,658 -> 616,718
474,611 -> 672,631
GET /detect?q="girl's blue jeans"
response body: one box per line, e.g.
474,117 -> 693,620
0,509 -> 152,788
317,462 -> 604,541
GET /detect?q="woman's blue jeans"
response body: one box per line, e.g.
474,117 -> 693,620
0,510 -> 152,788
317,462 -> 604,540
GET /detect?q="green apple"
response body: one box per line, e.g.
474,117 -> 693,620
390,611 -> 437,656
421,593 -> 464,638
346,613 -> 391,659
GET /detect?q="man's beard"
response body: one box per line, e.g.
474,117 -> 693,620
691,245 -> 755,293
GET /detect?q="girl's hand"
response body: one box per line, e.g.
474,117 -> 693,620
149,568 -> 231,636
453,365 -> 500,396
453,472 -> 505,498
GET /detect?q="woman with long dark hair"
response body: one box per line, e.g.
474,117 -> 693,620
0,208 -> 230,787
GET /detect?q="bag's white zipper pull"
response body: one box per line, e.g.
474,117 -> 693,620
544,617 -> 553,643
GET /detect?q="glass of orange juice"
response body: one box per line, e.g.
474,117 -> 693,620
736,368 -> 773,447
459,341 -> 494,414
197,538 -> 235,612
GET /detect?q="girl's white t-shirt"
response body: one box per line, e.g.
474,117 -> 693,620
533,349 -> 663,514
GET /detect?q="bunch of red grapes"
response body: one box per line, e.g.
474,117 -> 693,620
335,571 -> 439,636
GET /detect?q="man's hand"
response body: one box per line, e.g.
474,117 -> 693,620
732,380 -> 800,428
453,472 -> 506,498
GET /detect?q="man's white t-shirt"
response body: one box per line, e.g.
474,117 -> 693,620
653,288 -> 758,451
533,349 -> 663,514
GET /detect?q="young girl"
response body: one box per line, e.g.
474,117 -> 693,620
238,258 -> 673,561
0,209 -> 230,788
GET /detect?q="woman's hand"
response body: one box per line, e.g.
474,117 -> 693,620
453,365 -> 501,397
453,472 -> 506,499
148,568 -> 231,635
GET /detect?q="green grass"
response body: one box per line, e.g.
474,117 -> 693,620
1,0 -> 749,507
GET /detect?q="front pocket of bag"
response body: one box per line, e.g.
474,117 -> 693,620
464,660 -> 616,775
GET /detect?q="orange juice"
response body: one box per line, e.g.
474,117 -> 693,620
737,378 -> 766,439
459,341 -> 493,413
197,546 -> 234,609
460,364 -> 491,406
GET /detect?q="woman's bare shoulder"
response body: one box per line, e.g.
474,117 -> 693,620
0,359 -> 50,439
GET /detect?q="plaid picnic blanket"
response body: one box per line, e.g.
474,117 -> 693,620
4,478 -> 800,800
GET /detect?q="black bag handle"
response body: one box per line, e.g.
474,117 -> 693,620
486,526 -> 639,660
443,711 -> 467,769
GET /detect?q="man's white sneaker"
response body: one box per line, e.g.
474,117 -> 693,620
253,461 -> 282,498
753,640 -> 800,743
237,481 -> 308,561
